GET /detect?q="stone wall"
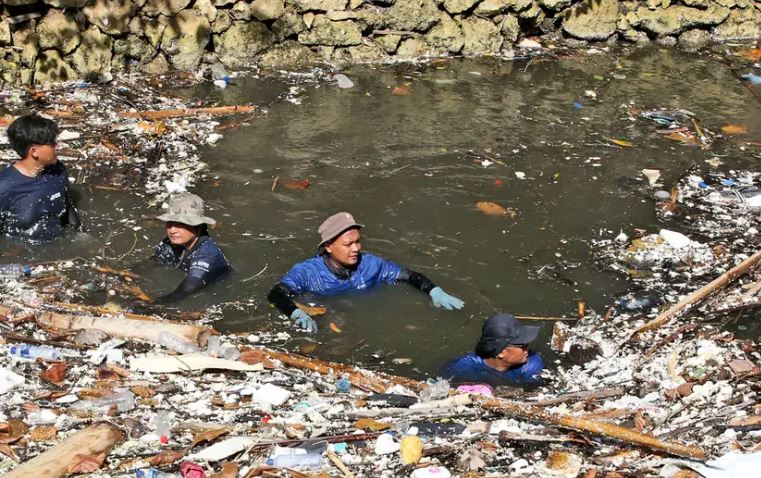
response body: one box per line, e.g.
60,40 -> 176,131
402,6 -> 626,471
0,0 -> 759,85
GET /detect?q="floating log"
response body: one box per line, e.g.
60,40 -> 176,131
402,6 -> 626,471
119,105 -> 257,120
259,348 -> 706,460
631,250 -> 761,339
4,422 -> 124,478
36,311 -> 212,348
527,386 -> 628,407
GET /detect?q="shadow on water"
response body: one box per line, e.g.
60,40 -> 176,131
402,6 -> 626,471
4,46 -> 761,380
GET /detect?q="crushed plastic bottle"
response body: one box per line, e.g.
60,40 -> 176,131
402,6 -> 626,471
158,332 -> 199,354
335,376 -> 351,393
9,344 -> 61,361
71,390 -> 136,413
419,378 -> 450,401
267,447 -> 321,469
0,264 -> 32,280
155,410 -> 170,442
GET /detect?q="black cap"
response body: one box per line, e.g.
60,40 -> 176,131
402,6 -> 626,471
474,313 -> 540,358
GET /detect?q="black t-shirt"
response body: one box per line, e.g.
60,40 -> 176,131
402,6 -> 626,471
0,162 -> 71,242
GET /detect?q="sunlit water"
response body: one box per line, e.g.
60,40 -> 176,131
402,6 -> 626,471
4,46 -> 760,379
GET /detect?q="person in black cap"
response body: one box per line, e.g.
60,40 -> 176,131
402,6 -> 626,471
440,313 -> 544,386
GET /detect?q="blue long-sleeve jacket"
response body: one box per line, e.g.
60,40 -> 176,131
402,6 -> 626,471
441,352 -> 544,386
280,253 -> 403,295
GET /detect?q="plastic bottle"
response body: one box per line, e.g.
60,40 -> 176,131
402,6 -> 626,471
267,453 -> 322,469
158,332 -> 199,354
135,469 -> 181,478
9,344 -> 61,361
71,390 -> 136,413
419,378 -> 450,401
155,410 -> 170,442
0,264 -> 32,280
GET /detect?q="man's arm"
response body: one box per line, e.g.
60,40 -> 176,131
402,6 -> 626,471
267,282 -> 299,316
62,189 -> 84,231
155,276 -> 205,304
397,268 -> 437,293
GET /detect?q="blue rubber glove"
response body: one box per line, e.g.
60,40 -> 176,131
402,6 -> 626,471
290,309 -> 317,332
742,73 -> 761,85
429,287 -> 464,310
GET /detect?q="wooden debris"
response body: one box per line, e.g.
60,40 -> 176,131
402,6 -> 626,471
119,105 -> 257,120
4,422 -> 124,478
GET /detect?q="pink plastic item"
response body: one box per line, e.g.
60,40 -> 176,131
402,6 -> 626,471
456,384 -> 493,396
180,461 -> 205,478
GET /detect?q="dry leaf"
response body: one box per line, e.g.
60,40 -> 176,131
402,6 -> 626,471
741,48 -> 761,61
605,137 -> 634,147
96,368 -> 121,381
67,452 -> 106,474
130,385 -> 156,398
191,427 -> 230,448
295,302 -> 327,316
239,349 -> 276,368
277,178 -> 310,190
0,419 -> 28,444
299,343 -> 318,354
353,418 -> 391,431
40,362 -> 68,384
146,449 -> 185,466
721,124 -> 748,135
213,461 -> 239,478
0,423 -> 8,433
476,201 -> 516,218
391,85 -> 411,96
20,402 -> 41,413
138,120 -> 167,136
672,470 -> 700,478
30,426 -> 57,442
633,410 -> 648,432
0,444 -> 18,461
122,284 -> 151,302
329,322 -> 343,334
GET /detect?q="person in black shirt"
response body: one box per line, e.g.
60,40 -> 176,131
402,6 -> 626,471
0,114 -> 82,242
150,192 -> 232,304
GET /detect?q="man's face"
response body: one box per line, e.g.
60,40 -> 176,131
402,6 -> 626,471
166,221 -> 198,246
496,344 -> 529,368
30,142 -> 58,168
325,228 -> 361,267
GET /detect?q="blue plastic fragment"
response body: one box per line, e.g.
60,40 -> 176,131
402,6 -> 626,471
573,101 -> 584,109
741,73 -> 761,85
722,179 -> 736,186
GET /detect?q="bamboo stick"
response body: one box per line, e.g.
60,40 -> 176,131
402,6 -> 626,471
35,311 -> 212,348
631,250 -> 761,338
4,422 -> 124,478
119,105 -> 256,120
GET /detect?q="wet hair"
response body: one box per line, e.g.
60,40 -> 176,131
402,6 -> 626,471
7,114 -> 59,159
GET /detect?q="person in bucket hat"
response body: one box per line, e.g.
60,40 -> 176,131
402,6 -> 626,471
150,192 -> 231,304
440,313 -> 544,386
267,211 -> 464,332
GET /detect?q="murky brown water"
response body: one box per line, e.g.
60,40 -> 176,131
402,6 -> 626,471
5,46 -> 761,379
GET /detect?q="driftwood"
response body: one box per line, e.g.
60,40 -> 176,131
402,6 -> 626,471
631,250 -> 761,339
260,348 -> 706,460
4,422 -> 124,478
35,311 -> 212,348
119,105 -> 257,120
514,315 -> 577,322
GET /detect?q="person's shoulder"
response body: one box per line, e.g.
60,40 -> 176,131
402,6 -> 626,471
0,164 -> 17,182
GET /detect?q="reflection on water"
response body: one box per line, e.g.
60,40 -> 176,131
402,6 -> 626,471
3,46 -> 760,379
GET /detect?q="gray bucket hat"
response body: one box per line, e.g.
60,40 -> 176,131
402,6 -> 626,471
317,212 -> 363,247
156,192 -> 217,227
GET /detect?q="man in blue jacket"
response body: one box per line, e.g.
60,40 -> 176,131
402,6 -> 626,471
151,192 -> 232,304
441,313 -> 544,386
268,211 -> 464,332
0,114 -> 82,242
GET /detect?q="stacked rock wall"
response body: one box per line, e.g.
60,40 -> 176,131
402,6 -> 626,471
0,0 -> 759,85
